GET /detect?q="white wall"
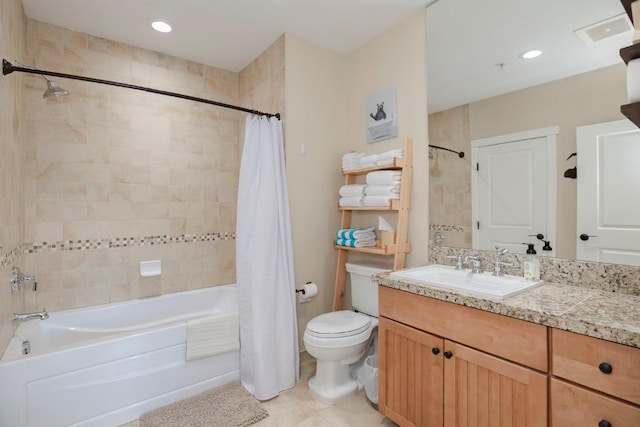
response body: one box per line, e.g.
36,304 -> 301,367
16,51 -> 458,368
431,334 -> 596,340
345,10 -> 429,267
283,10 -> 429,349
469,63 -> 626,258
284,34 -> 348,349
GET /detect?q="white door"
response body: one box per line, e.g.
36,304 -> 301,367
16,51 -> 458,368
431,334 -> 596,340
577,120 -> 640,266
472,127 -> 557,256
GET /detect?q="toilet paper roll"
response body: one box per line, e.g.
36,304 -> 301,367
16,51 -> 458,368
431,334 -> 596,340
299,282 -> 318,302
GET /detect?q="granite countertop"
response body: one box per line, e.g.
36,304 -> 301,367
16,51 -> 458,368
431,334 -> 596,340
374,272 -> 640,349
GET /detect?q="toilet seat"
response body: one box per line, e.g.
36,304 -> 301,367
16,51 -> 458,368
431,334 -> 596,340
305,310 -> 371,339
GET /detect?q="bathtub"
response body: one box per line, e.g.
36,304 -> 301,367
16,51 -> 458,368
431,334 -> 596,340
0,284 -> 240,427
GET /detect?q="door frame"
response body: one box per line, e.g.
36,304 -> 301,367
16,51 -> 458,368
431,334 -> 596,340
471,126 -> 558,255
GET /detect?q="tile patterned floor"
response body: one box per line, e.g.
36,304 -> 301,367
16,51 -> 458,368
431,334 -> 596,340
121,353 -> 397,427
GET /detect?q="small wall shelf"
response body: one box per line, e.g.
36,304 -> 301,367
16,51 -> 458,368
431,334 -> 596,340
620,43 -> 640,64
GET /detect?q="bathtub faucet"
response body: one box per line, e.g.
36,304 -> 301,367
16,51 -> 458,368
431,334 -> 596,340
12,308 -> 48,323
10,266 -> 38,294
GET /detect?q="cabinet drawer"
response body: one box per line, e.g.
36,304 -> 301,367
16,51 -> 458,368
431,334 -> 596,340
552,329 -> 640,405
551,379 -> 640,427
379,286 -> 548,371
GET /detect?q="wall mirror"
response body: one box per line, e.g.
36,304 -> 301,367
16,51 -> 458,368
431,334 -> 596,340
426,0 -> 640,266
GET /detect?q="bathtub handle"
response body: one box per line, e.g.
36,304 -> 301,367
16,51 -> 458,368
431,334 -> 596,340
10,267 -> 38,294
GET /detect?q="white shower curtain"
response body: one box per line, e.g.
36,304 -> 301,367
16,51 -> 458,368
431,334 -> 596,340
236,115 -> 299,400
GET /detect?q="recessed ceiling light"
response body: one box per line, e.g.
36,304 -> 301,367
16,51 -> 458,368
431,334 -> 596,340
151,20 -> 172,33
520,49 -> 542,59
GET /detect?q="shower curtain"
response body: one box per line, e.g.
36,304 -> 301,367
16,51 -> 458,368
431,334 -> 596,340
236,115 -> 299,400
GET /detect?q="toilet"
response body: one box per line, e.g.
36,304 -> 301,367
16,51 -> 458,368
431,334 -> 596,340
303,262 -> 390,404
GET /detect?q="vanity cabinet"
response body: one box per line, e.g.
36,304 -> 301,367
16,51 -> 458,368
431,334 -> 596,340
379,286 -> 548,427
378,317 -> 444,426
550,329 -> 640,426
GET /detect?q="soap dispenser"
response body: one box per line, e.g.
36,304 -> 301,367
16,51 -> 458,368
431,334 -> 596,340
522,243 -> 540,280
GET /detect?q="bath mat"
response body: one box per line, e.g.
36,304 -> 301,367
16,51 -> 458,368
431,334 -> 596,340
140,381 -> 268,427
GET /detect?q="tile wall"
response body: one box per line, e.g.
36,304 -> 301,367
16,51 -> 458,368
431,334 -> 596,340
10,19 -> 241,316
0,0 -> 26,350
428,104 -> 472,248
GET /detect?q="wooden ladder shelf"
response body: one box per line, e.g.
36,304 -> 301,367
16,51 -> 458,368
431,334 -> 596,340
332,137 -> 413,311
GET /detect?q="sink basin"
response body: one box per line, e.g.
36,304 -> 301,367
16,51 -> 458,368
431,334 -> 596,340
389,264 -> 543,299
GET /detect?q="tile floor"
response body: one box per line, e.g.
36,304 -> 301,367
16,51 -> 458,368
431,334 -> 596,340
121,353 -> 397,427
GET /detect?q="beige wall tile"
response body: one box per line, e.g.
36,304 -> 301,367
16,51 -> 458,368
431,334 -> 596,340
0,0 -> 27,351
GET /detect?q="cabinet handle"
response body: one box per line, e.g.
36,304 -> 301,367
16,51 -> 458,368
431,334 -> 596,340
598,362 -> 613,374
432,347 -> 440,355
598,420 -> 612,427
444,351 -> 453,359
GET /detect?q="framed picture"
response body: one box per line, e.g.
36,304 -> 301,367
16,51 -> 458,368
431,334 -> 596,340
366,85 -> 398,143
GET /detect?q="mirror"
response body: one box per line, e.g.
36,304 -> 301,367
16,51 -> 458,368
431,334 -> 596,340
426,0 -> 639,265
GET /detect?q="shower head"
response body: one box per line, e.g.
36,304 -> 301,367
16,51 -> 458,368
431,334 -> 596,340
2,60 -> 69,98
42,74 -> 69,98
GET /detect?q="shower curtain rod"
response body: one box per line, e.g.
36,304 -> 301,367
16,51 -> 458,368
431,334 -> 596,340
428,144 -> 465,158
2,59 -> 280,119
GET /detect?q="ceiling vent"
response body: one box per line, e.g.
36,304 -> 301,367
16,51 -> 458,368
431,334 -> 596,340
574,13 -> 632,45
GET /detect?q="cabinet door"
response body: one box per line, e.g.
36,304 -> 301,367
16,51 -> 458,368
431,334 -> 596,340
379,317 -> 444,427
444,341 -> 547,427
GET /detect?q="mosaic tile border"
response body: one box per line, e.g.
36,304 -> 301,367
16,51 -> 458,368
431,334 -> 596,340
0,243 -> 29,270
1,232 -> 236,269
429,224 -> 465,232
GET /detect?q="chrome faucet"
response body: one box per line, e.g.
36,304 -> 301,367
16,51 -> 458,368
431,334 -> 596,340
10,267 -> 38,294
465,255 -> 483,274
12,309 -> 48,323
493,248 -> 513,277
446,254 -> 464,270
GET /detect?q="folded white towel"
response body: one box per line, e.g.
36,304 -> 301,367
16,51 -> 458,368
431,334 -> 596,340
365,185 -> 401,196
377,149 -> 404,160
375,158 -> 395,166
343,152 -> 364,159
366,171 -> 402,185
336,226 -> 375,240
360,154 -> 379,164
364,195 -> 398,206
186,313 -> 239,361
339,197 -> 364,207
339,184 -> 367,197
342,152 -> 364,171
335,237 -> 377,248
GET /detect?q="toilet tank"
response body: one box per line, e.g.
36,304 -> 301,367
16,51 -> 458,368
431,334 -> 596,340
345,262 -> 391,317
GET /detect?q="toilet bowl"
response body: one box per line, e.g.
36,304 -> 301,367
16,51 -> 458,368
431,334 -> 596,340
303,262 -> 389,404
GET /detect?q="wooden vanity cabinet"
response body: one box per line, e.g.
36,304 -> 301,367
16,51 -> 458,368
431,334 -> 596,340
379,317 -> 444,427
379,286 -> 548,427
550,329 -> 640,426
444,341 -> 547,426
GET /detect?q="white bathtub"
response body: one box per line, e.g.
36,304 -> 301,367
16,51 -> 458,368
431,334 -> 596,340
0,284 -> 240,427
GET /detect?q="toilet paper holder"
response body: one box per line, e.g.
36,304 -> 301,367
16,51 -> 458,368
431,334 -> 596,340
296,281 -> 313,294
296,282 -> 318,303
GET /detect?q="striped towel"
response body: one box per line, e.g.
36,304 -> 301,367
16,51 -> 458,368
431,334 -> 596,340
335,238 -> 376,248
336,226 -> 375,240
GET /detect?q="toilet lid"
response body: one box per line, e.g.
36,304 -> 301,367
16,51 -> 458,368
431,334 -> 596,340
306,310 -> 371,338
